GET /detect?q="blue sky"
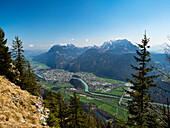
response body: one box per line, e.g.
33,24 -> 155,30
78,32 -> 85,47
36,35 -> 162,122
1,0 -> 170,51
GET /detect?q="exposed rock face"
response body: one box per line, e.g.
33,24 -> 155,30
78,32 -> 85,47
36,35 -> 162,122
0,76 -> 49,128
33,44 -> 89,68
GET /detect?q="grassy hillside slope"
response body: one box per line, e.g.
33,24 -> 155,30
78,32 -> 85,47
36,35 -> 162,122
0,76 -> 49,128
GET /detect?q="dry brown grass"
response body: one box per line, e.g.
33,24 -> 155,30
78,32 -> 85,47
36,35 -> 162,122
0,76 -> 48,128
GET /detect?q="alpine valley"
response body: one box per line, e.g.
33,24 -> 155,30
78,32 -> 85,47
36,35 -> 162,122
33,39 -> 169,81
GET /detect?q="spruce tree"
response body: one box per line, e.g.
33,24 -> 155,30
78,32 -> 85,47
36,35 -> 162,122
44,90 -> 58,114
11,36 -> 27,89
26,61 -> 39,96
44,90 -> 60,127
46,113 -> 60,128
12,36 -> 39,96
106,122 -> 113,128
56,91 -> 69,128
68,92 -> 88,128
96,118 -> 106,128
125,32 -> 159,127
87,108 -> 97,128
0,28 -> 14,82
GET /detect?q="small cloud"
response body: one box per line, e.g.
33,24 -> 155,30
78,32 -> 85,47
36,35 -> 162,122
86,39 -> 89,42
71,38 -> 75,41
40,44 -> 48,47
28,44 -> 34,47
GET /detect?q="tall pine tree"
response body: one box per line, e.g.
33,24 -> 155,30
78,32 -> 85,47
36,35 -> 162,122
26,61 -> 39,96
125,32 -> 159,127
44,90 -> 59,114
87,108 -> 98,128
0,28 -> 14,82
96,118 -> 106,128
56,91 -> 69,128
12,36 -> 27,89
12,36 -> 39,96
44,90 -> 60,127
46,113 -> 60,128
68,92 -> 88,128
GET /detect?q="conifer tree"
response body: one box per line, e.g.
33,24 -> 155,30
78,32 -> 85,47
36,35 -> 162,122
12,36 -> 39,96
68,92 -> 88,128
96,118 -> 106,128
125,32 -> 159,127
96,118 -> 101,128
87,108 -> 97,128
26,61 -> 39,96
0,28 -> 14,82
46,113 -> 60,128
11,36 -> 27,89
44,90 -> 58,114
106,122 -> 113,128
44,90 -> 60,127
56,91 -> 69,128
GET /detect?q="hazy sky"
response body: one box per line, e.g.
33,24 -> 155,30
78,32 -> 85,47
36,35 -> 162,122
1,0 -> 170,51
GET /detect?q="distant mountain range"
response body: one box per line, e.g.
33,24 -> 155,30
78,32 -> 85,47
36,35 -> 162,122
33,44 -> 88,68
23,50 -> 47,58
33,39 -> 168,81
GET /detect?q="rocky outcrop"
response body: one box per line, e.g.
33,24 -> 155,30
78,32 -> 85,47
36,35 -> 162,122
0,76 -> 49,128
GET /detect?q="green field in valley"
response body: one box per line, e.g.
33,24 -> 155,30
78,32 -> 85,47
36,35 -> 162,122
35,63 -> 128,120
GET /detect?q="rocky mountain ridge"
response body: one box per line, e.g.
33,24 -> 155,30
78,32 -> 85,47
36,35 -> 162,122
32,39 -> 167,81
33,39 -> 138,69
33,44 -> 89,68
100,39 -> 139,54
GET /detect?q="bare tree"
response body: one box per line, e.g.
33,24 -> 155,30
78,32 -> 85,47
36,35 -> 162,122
152,37 -> 170,127
164,36 -> 170,62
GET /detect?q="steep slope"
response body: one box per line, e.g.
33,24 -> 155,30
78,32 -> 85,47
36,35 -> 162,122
33,44 -> 88,68
0,76 -> 49,128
